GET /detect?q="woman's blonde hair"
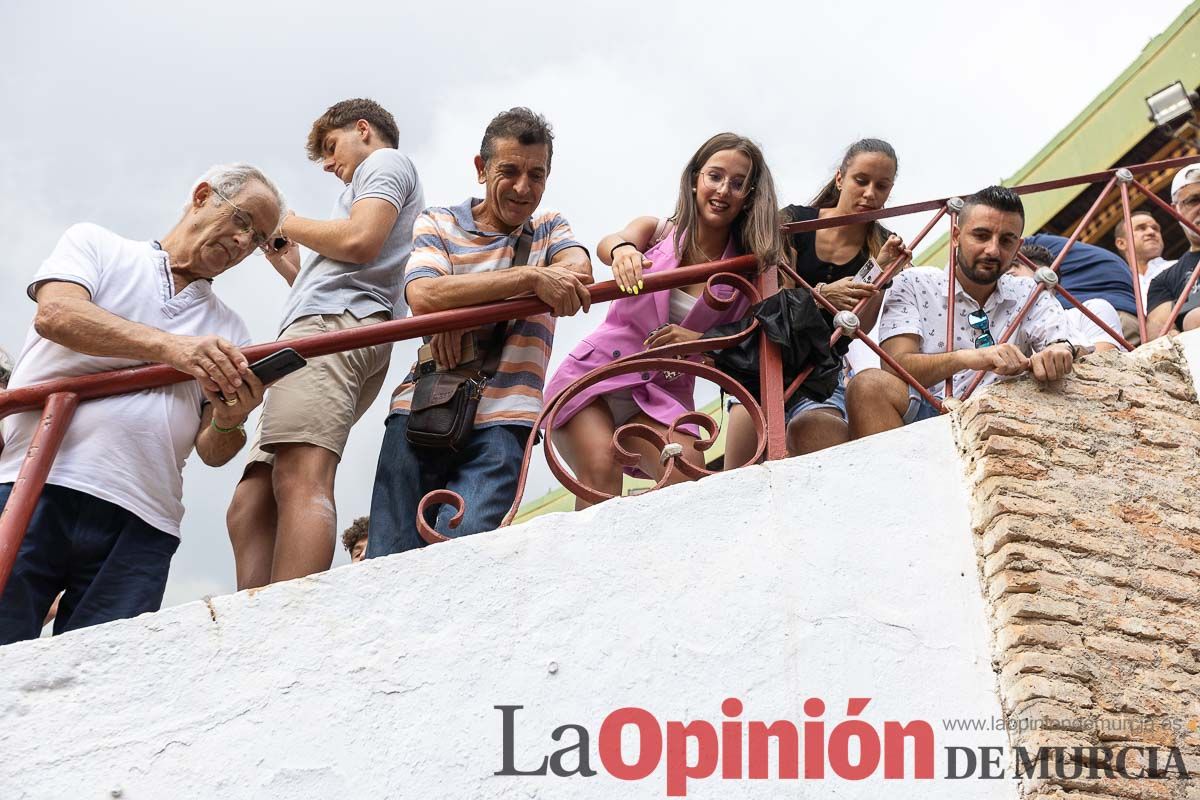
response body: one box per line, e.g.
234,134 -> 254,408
669,133 -> 788,269
809,138 -> 898,257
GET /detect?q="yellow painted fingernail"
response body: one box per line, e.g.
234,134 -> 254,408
638,280 -> 644,290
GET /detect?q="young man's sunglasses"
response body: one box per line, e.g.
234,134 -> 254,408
968,309 -> 994,348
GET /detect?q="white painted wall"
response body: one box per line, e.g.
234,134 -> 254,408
1177,328 -> 1200,393
0,414 -> 1016,799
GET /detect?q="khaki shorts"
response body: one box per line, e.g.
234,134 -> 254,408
1117,310 -> 1142,348
246,311 -> 391,466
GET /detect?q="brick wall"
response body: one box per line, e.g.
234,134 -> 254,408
956,338 -> 1200,800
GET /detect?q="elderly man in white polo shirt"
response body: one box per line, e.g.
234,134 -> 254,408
846,185 -> 1088,438
0,163 -> 285,645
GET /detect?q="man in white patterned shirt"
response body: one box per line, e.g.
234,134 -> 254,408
846,186 -> 1088,438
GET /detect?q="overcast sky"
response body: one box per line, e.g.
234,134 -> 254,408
0,0 -> 1190,607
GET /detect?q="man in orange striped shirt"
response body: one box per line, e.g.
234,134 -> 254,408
367,108 -> 592,556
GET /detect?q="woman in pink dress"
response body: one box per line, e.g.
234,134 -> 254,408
542,132 -> 788,508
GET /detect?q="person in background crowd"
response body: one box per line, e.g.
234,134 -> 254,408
724,138 -> 910,468
367,108 -> 592,556
1146,165 -> 1200,338
226,99 -> 425,589
341,516 -> 369,563
0,164 -> 285,645
543,133 -> 788,508
1114,210 -> 1174,301
846,186 -> 1087,438
1022,231 -> 1140,345
0,347 -> 12,389
1011,244 -> 1120,352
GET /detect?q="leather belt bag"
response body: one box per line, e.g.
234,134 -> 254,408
405,229 -> 533,450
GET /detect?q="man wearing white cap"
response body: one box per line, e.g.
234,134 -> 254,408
1146,165 -> 1200,338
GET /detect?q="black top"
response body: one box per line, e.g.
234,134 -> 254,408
782,204 -> 892,285
1146,250 -> 1200,327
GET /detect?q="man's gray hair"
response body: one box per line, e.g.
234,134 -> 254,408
188,163 -> 287,229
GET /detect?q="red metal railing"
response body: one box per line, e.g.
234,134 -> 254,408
3,154 -> 1200,592
0,257 -> 773,583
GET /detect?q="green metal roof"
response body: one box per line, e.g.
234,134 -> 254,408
918,0 -> 1200,266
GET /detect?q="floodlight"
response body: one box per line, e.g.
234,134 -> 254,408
1146,81 -> 1199,127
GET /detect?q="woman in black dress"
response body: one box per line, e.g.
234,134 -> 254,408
725,138 -> 909,466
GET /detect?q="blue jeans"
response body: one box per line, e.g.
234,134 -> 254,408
366,414 -> 531,557
0,483 -> 178,645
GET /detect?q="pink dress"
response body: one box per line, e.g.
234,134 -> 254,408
542,231 -> 750,433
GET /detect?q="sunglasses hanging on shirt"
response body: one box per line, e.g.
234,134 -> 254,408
968,309 -> 994,349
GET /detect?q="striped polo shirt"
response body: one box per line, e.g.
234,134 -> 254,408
389,197 -> 586,427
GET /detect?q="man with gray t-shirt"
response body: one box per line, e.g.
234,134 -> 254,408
226,98 -> 424,589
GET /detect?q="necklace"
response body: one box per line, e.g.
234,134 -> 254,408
695,234 -> 726,263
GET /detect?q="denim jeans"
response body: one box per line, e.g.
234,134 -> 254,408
0,482 -> 179,645
366,413 -> 531,557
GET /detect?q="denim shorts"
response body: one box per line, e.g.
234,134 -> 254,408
785,375 -> 847,423
727,373 -> 847,423
903,385 -> 943,425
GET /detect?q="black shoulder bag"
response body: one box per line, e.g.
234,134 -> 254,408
405,229 -> 533,450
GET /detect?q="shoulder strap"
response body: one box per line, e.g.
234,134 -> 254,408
651,217 -> 672,247
479,227 -> 535,379
513,226 -> 534,267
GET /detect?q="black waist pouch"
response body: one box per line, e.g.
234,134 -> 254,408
406,370 -> 484,451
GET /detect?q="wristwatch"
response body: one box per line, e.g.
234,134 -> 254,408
1047,339 -> 1080,359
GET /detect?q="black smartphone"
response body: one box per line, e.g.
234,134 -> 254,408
250,347 -> 307,385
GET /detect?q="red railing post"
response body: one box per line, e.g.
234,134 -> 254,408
944,198 -> 964,399
757,263 -> 787,461
0,391 -> 79,595
1115,171 -> 1150,344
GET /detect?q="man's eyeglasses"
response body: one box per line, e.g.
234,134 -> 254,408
211,187 -> 271,252
699,169 -> 753,198
968,309 -> 994,348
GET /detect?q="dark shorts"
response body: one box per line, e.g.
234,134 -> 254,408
0,483 -> 178,646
